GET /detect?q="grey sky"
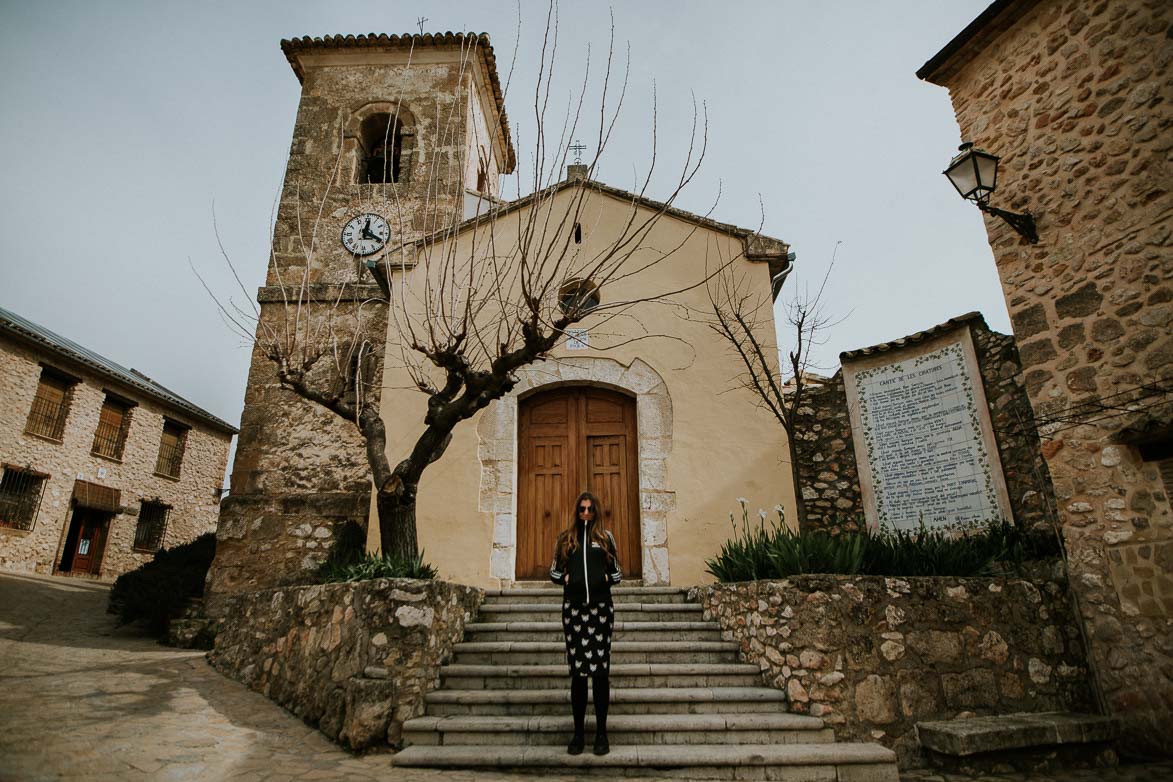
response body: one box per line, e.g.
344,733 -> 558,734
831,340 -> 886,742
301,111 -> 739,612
0,1 -> 1002,478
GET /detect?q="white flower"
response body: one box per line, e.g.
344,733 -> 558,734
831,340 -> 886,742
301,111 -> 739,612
774,504 -> 785,514
758,509 -> 767,520
736,497 -> 748,505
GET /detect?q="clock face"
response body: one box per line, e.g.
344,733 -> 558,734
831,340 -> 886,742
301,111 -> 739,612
341,213 -> 390,256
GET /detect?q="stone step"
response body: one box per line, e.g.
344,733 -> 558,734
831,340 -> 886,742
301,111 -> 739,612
423,686 -> 789,716
392,743 -> 899,780
917,711 -> 1121,757
451,640 -> 742,666
403,712 -> 834,747
479,603 -> 703,623
485,586 -> 690,605
464,621 -> 722,643
440,663 -> 762,690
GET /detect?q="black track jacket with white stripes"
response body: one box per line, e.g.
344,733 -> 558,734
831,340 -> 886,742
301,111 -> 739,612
548,521 -> 623,604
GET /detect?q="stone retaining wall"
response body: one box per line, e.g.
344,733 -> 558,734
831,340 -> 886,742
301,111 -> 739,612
208,577 -> 481,751
695,570 -> 1096,766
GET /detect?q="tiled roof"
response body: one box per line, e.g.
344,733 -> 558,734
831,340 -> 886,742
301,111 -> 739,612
0,305 -> 238,435
917,0 -> 1038,85
281,32 -> 516,173
840,312 -> 988,362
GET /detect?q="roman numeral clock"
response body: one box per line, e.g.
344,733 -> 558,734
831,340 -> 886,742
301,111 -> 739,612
341,212 -> 390,256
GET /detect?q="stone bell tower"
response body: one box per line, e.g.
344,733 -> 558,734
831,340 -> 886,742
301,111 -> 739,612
207,33 -> 515,599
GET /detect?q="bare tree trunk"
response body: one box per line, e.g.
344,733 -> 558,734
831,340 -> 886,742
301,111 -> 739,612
377,491 -> 418,561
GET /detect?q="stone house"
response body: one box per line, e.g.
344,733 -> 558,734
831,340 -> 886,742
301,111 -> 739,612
917,0 -> 1171,754
0,305 -> 237,581
207,32 -> 794,598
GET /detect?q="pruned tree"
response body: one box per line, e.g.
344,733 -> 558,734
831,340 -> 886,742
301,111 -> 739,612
199,7 -> 719,561
706,243 -> 843,529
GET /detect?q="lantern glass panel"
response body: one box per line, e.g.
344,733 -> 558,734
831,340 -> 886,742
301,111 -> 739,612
945,154 -> 979,200
974,150 -> 999,196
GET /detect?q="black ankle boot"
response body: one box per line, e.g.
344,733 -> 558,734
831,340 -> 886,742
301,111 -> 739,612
568,732 -> 585,755
592,729 -> 609,756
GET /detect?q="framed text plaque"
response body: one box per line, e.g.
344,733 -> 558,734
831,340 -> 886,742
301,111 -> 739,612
841,326 -> 1012,531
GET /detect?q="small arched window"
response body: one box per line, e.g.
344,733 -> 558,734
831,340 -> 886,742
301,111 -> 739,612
359,113 -> 403,184
558,279 -> 600,316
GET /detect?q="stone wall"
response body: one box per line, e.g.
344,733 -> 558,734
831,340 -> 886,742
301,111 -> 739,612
0,335 -> 233,581
920,0 -> 1172,753
795,316 -> 1053,535
695,571 -> 1096,767
208,577 -> 481,750
792,378 -> 864,533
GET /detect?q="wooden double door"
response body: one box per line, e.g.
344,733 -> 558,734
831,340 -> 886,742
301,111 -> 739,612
515,387 -> 642,580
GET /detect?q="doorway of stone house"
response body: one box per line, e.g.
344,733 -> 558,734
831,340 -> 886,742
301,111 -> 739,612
514,385 -> 642,581
58,506 -> 111,576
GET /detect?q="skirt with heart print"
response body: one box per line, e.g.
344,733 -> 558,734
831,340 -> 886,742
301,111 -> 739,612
561,600 -> 614,677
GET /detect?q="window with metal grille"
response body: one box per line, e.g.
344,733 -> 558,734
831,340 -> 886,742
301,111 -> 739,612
25,369 -> 74,440
558,278 -> 601,315
133,501 -> 170,552
155,420 -> 188,479
92,395 -> 133,460
0,466 -> 48,531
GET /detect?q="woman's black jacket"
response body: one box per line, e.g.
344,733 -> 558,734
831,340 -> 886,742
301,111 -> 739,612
548,522 -> 623,604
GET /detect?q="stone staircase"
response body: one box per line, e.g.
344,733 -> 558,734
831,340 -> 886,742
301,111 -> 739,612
395,585 -> 898,780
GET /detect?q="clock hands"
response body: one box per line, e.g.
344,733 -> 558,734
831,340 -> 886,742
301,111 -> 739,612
343,214 -> 388,255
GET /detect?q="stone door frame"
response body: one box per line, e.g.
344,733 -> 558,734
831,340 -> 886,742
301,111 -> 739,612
478,357 -> 675,586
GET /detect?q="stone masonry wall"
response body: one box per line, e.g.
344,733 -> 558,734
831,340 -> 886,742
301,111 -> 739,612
695,571 -> 1096,767
209,577 -> 482,751
0,336 -> 232,580
924,0 -> 1172,753
792,379 -> 864,533
211,43 -> 491,597
796,318 -> 1053,535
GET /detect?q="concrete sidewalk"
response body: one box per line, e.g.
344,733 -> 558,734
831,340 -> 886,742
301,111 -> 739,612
1,569 -> 1169,782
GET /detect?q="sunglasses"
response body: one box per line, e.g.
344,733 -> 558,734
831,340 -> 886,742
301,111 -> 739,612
577,506 -> 595,514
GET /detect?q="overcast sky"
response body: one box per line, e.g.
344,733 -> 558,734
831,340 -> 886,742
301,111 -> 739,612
0,0 -> 1004,476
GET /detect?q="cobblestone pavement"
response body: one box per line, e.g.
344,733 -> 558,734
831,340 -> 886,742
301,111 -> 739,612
2,570 -> 1170,782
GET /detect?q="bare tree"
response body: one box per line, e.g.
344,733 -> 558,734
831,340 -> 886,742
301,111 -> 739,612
201,8 -> 719,561
706,244 -> 842,529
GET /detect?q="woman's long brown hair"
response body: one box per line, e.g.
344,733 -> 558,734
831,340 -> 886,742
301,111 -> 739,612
556,491 -> 612,564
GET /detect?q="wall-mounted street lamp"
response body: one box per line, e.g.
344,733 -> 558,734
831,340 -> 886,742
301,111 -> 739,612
944,142 -> 1039,244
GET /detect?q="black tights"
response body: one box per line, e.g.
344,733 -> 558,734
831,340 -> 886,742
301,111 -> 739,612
571,673 -> 610,736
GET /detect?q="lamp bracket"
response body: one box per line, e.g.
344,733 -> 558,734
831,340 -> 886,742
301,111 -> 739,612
978,203 -> 1039,244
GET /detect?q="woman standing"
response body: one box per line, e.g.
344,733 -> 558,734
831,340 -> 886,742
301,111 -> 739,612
548,491 -> 623,755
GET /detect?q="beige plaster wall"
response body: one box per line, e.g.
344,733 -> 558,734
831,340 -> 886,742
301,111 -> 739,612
0,336 -> 233,581
925,0 -> 1171,753
373,186 -> 796,588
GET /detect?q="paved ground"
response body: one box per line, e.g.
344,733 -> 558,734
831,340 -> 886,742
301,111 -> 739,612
1,570 -> 1170,782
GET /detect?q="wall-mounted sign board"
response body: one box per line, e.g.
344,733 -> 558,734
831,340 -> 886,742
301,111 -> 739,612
841,326 -> 1012,532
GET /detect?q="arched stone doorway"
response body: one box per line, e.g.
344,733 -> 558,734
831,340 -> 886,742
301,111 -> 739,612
477,357 -> 675,585
514,386 -> 641,581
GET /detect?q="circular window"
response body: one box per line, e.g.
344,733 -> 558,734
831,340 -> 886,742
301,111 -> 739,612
558,279 -> 600,316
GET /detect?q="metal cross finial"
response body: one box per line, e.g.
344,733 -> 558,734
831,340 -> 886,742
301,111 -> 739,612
416,16 -> 428,33
569,141 -> 587,165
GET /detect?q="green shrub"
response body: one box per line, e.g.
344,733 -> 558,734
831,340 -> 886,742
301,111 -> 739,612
705,502 -> 1061,582
107,532 -> 216,637
316,549 -> 438,583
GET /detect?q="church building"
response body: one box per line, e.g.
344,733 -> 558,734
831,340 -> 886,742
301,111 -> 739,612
208,32 -> 794,597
